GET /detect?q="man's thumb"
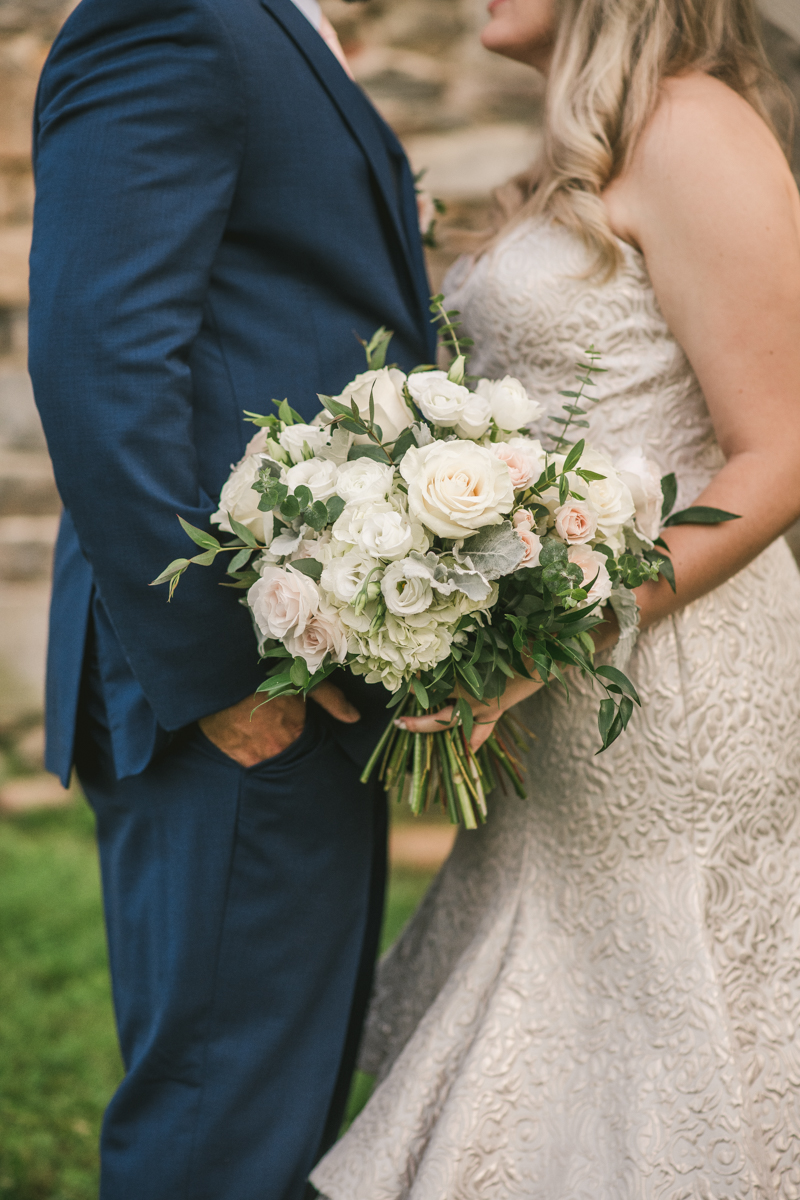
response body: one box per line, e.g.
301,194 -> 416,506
308,680 -> 361,724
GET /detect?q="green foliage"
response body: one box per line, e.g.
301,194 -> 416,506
663,505 -> 741,527
550,347 -> 606,452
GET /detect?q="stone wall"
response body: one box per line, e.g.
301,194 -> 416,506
0,0 -> 797,760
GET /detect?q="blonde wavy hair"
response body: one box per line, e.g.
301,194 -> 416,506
478,0 -> 793,275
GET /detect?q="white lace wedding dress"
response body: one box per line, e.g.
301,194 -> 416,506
311,218 -> 800,1200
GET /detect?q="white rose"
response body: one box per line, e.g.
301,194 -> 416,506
617,449 -> 664,543
554,500 -> 598,545
407,371 -> 470,428
333,498 -> 428,558
360,508 -> 416,561
334,367 -> 412,444
247,565 -> 320,641
321,550 -> 381,605
284,457 -> 339,502
335,458 -> 394,505
455,390 -> 492,440
284,601 -> 348,672
568,545 -> 613,606
278,423 -> 331,465
477,376 -> 543,432
580,448 -> 635,537
400,441 -> 514,539
211,454 -> 274,544
380,559 -> 434,616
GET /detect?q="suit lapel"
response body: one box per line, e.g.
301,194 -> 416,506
259,0 -> 413,264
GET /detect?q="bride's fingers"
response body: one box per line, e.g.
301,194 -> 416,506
395,705 -> 456,734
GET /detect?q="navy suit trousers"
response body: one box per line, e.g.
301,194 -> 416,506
76,654 -> 387,1200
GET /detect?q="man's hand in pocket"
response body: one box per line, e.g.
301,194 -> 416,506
198,682 -> 361,768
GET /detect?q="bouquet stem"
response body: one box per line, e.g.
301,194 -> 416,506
360,699 -> 531,829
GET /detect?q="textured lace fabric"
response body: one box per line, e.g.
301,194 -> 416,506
311,218 -> 800,1200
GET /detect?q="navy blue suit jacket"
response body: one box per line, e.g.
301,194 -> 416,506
29,0 -> 436,784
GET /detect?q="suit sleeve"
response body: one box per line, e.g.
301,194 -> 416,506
28,0 -> 267,729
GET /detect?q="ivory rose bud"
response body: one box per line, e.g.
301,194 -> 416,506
334,367 -> 412,444
568,544 -> 613,606
211,454 -> 273,544
477,376 -> 543,432
455,390 -> 492,440
407,371 -> 470,428
248,565 -> 320,641
381,559 -> 434,616
278,423 -> 331,465
400,441 -> 514,540
335,459 -> 394,505
284,457 -> 339,502
554,499 -> 598,545
284,602 -> 349,672
617,449 -> 664,542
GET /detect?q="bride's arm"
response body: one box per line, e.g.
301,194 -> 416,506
605,71 -> 800,633
400,73 -> 800,750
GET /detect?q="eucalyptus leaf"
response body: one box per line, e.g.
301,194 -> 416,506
150,558 -> 190,586
348,443 -> 392,464
663,506 -> 741,527
290,558 -> 323,581
177,517 -> 220,553
660,472 -> 677,520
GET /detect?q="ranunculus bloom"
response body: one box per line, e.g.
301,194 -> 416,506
407,371 -> 471,428
284,457 -> 339,502
335,459 -> 394,505
568,544 -> 613,606
248,565 -> 320,641
211,453 -> 274,544
284,603 -> 348,672
380,559 -> 435,616
477,376 -> 543,432
321,550 -> 381,605
279,423 -> 331,465
334,367 -> 412,444
400,441 -> 514,539
617,449 -> 664,543
554,499 -> 598,544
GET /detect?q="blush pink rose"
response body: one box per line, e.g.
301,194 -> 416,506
247,565 -> 319,641
490,443 -> 537,490
513,508 -> 535,532
554,500 -> 598,545
516,528 -> 542,568
284,605 -> 349,672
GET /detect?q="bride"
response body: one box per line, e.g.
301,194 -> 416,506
312,0 -> 800,1195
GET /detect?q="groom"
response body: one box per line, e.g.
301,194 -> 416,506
27,0 -> 435,1196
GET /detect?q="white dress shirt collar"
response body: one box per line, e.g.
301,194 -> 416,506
288,0 -> 322,30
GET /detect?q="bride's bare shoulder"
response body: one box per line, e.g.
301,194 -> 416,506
604,71 -> 798,247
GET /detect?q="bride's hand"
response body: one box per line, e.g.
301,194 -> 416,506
394,670 -> 546,752
394,607 -> 621,752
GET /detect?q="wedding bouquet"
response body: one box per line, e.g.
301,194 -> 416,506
154,300 -> 737,827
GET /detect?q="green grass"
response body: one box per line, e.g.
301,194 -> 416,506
0,800 -> 434,1199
